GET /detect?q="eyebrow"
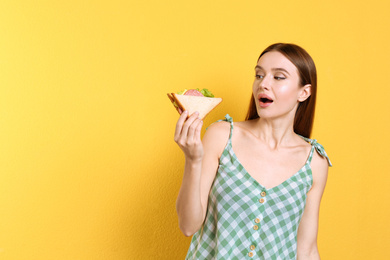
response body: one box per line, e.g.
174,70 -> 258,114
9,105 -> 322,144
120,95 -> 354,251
255,65 -> 290,75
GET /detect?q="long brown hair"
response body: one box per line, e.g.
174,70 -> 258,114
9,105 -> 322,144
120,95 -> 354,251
245,43 -> 317,138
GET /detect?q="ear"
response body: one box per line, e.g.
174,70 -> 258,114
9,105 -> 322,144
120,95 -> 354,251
298,84 -> 311,102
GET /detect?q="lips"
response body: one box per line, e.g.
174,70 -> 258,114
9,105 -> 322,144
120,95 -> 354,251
258,93 -> 273,108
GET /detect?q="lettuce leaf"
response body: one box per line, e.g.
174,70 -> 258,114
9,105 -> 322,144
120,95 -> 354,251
199,88 -> 214,97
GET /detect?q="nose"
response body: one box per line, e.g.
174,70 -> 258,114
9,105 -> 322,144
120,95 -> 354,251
259,75 -> 270,90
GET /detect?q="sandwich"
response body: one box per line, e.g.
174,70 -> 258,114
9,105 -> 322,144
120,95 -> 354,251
167,88 -> 222,120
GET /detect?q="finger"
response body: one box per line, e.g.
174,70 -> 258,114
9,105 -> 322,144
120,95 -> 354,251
180,111 -> 199,140
193,119 -> 203,143
174,111 -> 188,141
187,117 -> 201,141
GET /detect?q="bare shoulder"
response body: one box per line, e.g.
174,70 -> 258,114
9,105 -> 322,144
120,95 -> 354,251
310,149 -> 329,189
202,120 -> 231,158
204,120 -> 231,137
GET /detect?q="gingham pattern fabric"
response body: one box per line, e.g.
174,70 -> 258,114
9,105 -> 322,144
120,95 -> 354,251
185,114 -> 331,260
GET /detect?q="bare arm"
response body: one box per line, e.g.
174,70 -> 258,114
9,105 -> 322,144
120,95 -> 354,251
297,152 -> 329,259
175,112 -> 229,236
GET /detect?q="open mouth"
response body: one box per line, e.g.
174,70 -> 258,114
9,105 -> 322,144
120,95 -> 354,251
258,94 -> 273,108
259,97 -> 273,103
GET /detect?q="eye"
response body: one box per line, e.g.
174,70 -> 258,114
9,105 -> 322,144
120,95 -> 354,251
274,76 -> 286,80
255,74 -> 264,79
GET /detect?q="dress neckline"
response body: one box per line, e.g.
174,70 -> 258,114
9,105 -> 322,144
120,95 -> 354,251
225,123 -> 314,191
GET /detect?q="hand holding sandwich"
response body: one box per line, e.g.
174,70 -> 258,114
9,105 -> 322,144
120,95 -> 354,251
174,110 -> 204,163
170,88 -> 221,161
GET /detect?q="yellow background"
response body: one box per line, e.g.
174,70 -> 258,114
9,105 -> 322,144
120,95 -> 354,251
1,0 -> 389,259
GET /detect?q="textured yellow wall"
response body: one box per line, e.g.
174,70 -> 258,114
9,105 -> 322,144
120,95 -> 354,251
1,0 -> 389,259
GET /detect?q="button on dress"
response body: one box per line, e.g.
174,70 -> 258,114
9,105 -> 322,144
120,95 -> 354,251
185,114 -> 332,260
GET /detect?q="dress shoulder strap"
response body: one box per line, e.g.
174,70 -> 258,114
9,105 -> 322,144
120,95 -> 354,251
222,114 -> 233,140
300,135 -> 332,167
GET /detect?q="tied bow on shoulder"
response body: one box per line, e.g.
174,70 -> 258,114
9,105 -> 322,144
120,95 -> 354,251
305,138 -> 332,167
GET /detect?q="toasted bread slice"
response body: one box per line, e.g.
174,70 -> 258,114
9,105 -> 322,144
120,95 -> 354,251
167,93 -> 222,120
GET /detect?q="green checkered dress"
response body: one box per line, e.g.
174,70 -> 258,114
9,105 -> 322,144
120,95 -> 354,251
185,114 -> 332,260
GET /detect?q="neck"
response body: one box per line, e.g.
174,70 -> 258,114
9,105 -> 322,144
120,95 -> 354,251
253,114 -> 297,149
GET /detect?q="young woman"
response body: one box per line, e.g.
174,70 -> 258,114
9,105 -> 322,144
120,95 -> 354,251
174,43 -> 332,260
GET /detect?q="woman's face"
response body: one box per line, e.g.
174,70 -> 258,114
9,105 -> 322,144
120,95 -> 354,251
252,51 -> 310,120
